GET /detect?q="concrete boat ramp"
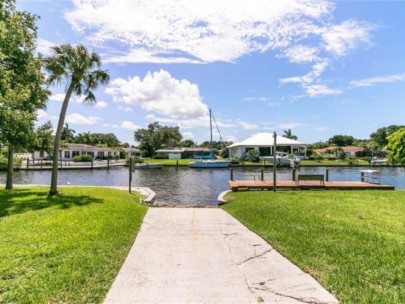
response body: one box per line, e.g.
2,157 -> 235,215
105,208 -> 338,304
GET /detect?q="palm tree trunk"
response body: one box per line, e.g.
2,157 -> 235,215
49,82 -> 75,195
5,144 -> 14,190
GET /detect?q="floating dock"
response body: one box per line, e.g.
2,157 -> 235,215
229,180 -> 395,191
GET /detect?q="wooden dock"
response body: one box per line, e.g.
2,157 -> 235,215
229,180 -> 395,191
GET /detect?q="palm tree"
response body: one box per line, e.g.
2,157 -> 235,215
282,129 -> 298,140
61,123 -> 76,142
44,44 -> 110,195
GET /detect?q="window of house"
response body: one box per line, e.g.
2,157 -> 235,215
72,151 -> 80,157
39,151 -> 44,158
259,147 -> 270,156
64,151 -> 71,158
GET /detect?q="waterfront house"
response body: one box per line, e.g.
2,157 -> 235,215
314,146 -> 366,158
32,143 -> 120,160
123,147 -> 141,158
227,133 -> 307,159
155,147 -> 211,159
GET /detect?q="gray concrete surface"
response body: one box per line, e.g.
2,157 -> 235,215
104,208 -> 339,304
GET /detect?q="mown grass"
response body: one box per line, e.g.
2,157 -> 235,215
222,190 -> 405,303
0,187 -> 148,303
301,159 -> 370,166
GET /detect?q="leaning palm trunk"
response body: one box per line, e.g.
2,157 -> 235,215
49,83 -> 75,195
5,145 -> 14,190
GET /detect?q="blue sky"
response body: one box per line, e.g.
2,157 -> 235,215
18,0 -> 405,145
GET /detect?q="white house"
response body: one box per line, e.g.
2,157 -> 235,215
227,133 -> 307,159
123,147 -> 141,158
32,143 -> 120,160
155,147 -> 211,159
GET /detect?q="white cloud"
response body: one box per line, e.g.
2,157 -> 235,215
322,20 -> 373,57
304,84 -> 342,97
117,106 -> 133,112
121,121 -> 142,131
65,0 -> 335,64
103,123 -> 119,128
36,109 -> 48,119
277,45 -> 319,64
49,93 -> 65,102
37,37 -> 56,55
350,73 -> 405,87
106,70 -> 209,120
66,113 -> 101,125
237,120 -> 259,130
182,132 -> 195,139
95,101 -> 108,109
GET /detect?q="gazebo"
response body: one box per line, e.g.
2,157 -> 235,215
227,133 -> 307,159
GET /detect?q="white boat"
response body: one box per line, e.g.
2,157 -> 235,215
189,109 -> 231,169
262,152 -> 300,167
135,163 -> 163,169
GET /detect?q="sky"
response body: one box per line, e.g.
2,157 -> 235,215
17,0 -> 405,145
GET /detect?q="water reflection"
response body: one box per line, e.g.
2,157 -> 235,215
0,166 -> 404,206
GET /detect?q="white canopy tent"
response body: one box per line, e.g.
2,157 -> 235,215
227,133 -> 307,159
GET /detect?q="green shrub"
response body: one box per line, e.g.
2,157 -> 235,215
230,158 -> 240,164
0,155 -> 7,169
245,150 -> 260,162
73,155 -> 93,162
153,154 -> 167,159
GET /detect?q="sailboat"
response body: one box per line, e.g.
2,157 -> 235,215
189,109 -> 231,168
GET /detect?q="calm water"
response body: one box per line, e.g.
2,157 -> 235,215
1,166 -> 404,206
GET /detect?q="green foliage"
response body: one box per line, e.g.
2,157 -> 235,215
386,128 -> 405,166
74,132 -> 121,147
32,121 -> 54,155
134,122 -> 182,157
223,191 -> 405,303
245,149 -> 260,162
282,129 -> 298,140
328,135 -> 354,147
60,123 -> 76,142
180,139 -> 196,147
370,125 -> 405,149
0,154 -> 7,169
44,44 -> 110,194
0,187 -> 148,303
73,154 -> 92,162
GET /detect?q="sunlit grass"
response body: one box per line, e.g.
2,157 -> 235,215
222,190 -> 405,303
0,187 -> 148,303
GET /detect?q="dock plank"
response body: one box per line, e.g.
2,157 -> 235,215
229,180 -> 394,191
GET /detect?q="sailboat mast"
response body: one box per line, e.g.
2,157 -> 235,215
209,109 -> 213,152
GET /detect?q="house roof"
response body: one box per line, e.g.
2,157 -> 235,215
123,147 -> 140,153
155,147 -> 212,153
63,143 -> 116,152
227,133 -> 306,148
314,146 -> 365,154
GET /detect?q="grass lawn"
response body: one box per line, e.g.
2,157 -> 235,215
222,190 -> 405,304
0,187 -> 148,303
301,159 -> 370,166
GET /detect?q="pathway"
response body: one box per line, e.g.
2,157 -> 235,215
104,208 -> 339,304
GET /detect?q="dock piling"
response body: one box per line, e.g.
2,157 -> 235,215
261,168 -> 264,181
292,168 -> 296,181
230,169 -> 234,181
326,169 -> 329,182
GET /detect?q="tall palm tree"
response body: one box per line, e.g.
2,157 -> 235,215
44,44 -> 109,195
282,129 -> 298,140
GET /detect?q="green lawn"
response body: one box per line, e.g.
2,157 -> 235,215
0,187 -> 148,303
301,159 -> 370,166
222,190 -> 405,303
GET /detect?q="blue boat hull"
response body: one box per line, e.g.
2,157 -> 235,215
189,160 -> 231,168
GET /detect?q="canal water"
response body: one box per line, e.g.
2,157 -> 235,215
0,166 -> 404,206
